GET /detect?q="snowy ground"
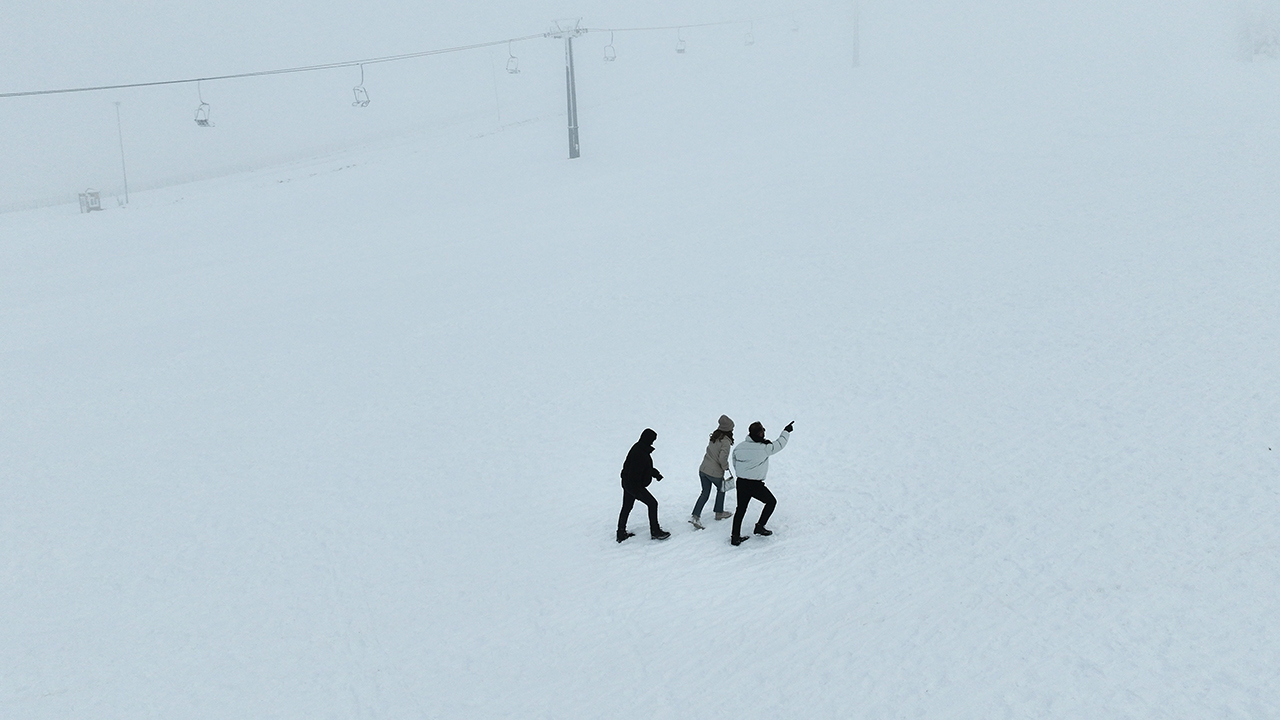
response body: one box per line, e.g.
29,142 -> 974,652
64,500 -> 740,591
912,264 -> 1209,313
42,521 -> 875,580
3,3 -> 1280,718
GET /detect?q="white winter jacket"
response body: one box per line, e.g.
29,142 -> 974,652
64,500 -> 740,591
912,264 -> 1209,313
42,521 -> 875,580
731,430 -> 790,481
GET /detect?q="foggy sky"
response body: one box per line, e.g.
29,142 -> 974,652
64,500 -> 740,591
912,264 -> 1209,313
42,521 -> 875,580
0,0 -> 1266,211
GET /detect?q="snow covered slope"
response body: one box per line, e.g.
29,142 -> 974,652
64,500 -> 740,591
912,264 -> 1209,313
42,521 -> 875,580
3,3 -> 1279,717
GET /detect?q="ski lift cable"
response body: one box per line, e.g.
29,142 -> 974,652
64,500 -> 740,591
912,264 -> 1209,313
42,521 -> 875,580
0,33 -> 547,99
0,8 -> 826,100
583,8 -> 818,35
583,21 -> 740,34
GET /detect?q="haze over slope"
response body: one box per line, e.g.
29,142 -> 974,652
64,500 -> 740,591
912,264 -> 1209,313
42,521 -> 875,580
0,0 -> 1258,209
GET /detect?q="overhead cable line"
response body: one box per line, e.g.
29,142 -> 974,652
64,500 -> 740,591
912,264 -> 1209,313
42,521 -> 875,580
2,12 -> 817,100
583,8 -> 816,35
582,20 -> 745,34
4,12 -> 821,165
0,33 -> 547,99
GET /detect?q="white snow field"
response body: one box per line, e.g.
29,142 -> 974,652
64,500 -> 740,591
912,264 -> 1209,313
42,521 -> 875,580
3,2 -> 1280,718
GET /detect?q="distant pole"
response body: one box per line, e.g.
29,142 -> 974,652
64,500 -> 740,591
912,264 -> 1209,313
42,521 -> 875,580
113,102 -> 130,205
852,1 -> 861,68
564,34 -> 580,158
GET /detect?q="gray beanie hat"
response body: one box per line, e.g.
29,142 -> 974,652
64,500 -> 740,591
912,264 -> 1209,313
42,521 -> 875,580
717,415 -> 734,432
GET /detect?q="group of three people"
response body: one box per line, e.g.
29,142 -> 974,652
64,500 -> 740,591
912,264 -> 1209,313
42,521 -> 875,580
617,415 -> 794,546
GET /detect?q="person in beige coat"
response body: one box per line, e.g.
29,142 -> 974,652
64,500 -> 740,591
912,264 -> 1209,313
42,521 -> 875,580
690,415 -> 735,529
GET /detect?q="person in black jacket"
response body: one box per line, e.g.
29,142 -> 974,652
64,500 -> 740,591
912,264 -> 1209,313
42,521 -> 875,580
617,428 -> 671,542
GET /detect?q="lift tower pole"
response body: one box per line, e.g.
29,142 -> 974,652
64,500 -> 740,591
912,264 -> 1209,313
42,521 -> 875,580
549,19 -> 585,159
852,1 -> 862,68
114,102 -> 130,205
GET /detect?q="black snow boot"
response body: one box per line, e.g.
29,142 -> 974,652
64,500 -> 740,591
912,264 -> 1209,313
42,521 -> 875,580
617,530 -> 636,543
651,529 -> 671,540
753,525 -> 773,536
731,535 -> 749,546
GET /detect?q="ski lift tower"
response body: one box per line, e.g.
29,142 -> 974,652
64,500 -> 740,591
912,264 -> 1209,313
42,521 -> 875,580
548,19 -> 585,159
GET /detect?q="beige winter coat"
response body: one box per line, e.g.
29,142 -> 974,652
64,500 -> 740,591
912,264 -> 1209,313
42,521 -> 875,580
699,436 -> 733,478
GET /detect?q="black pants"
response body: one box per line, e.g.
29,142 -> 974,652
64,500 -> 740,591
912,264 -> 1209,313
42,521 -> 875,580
618,484 -> 660,535
732,478 -> 777,538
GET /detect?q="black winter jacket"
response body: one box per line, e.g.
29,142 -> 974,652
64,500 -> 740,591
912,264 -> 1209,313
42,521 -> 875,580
620,428 -> 662,488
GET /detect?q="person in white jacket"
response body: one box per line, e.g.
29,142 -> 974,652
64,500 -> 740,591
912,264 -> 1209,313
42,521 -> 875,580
729,420 -> 793,545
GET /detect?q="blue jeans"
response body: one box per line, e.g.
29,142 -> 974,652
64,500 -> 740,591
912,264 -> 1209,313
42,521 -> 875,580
692,472 -> 727,518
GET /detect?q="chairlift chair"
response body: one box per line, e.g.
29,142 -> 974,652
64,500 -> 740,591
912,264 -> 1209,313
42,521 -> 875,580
194,102 -> 213,127
193,81 -> 214,127
352,64 -> 370,107
604,31 -> 617,61
745,32 -> 755,46
506,41 -> 521,74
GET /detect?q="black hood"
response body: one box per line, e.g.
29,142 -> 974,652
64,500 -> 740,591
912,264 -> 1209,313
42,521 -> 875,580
638,428 -> 657,446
